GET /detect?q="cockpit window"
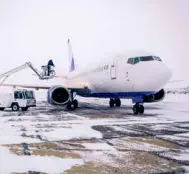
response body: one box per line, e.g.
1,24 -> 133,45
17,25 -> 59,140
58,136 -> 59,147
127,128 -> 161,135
127,58 -> 134,64
127,56 -> 162,65
134,57 -> 140,64
140,56 -> 154,61
153,56 -> 162,61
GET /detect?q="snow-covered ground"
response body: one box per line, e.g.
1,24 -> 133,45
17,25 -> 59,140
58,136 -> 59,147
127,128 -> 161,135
0,93 -> 189,173
0,146 -> 83,174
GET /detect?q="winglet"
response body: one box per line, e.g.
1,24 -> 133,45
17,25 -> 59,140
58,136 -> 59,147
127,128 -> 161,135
67,39 -> 75,72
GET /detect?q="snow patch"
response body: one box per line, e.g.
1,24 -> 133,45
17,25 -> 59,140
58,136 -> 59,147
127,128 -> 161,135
42,125 -> 102,141
0,146 -> 83,174
82,143 -> 116,150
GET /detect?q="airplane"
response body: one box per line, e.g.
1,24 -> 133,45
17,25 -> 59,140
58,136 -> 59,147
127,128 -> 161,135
2,39 -> 172,114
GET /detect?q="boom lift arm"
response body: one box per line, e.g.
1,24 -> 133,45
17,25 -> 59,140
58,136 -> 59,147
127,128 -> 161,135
0,62 -> 56,84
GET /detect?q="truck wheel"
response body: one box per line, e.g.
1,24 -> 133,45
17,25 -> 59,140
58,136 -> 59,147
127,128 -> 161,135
21,107 -> 28,111
12,103 -> 19,111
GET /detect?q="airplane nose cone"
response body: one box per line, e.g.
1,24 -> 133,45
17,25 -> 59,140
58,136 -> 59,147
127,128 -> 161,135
131,62 -> 172,91
147,62 -> 172,91
163,65 -> 172,83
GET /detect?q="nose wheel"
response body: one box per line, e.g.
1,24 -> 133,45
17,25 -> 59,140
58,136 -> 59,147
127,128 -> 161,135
133,103 -> 144,115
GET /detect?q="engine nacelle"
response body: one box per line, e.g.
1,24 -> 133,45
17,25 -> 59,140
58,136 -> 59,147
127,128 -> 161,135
47,86 -> 70,105
143,89 -> 165,103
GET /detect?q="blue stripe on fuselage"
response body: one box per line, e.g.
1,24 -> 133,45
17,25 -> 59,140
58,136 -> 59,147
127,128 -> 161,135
77,91 -> 155,99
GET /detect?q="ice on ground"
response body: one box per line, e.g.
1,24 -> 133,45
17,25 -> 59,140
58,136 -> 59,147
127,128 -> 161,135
1,107 -> 189,145
0,146 -> 83,174
82,142 -> 116,150
111,138 -> 168,152
158,135 -> 189,141
161,150 -> 189,161
174,152 -> 189,161
0,113 -> 103,144
0,122 -> 42,144
112,125 -> 138,133
184,166 -> 189,174
80,151 -> 121,168
1,93 -> 189,145
175,132 -> 189,138
42,125 -> 102,141
163,94 -> 189,103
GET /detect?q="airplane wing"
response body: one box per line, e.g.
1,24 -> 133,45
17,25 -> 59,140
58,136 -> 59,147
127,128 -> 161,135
32,74 -> 68,79
0,84 -> 51,90
0,83 -> 91,93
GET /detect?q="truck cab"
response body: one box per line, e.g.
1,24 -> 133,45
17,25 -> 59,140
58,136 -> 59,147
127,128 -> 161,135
0,88 -> 36,111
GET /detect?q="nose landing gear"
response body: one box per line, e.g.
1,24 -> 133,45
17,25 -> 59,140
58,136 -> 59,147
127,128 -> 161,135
133,103 -> 144,115
109,99 -> 144,115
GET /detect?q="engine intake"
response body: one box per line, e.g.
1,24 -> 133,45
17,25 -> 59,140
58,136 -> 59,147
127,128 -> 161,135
143,89 -> 165,103
47,86 -> 70,105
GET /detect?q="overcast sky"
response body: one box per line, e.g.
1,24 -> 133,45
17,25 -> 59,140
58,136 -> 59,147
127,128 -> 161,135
0,0 -> 189,85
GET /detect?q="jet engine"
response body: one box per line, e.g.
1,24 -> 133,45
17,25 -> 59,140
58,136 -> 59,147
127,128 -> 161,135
47,86 -> 70,105
143,89 -> 165,103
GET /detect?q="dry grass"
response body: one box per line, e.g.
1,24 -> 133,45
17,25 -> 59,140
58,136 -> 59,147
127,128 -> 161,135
9,147 -> 81,159
7,142 -> 81,159
30,142 -> 61,149
64,162 -> 113,174
4,138 -> 183,174
32,149 -> 81,158
129,137 -> 180,149
9,147 -> 22,155
129,151 -> 182,173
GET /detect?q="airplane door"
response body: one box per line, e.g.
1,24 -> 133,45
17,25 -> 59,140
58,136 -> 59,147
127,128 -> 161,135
110,62 -> 116,80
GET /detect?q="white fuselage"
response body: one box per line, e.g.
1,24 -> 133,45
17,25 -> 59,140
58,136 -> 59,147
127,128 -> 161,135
65,52 -> 172,98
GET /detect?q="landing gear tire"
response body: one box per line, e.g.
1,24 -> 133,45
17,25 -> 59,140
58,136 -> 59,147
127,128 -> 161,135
0,107 -> 5,111
109,99 -> 115,108
66,102 -> 72,110
139,105 -> 144,114
73,99 -> 78,108
133,104 -> 144,115
66,99 -> 78,110
12,103 -> 19,111
133,105 -> 139,115
115,98 -> 121,107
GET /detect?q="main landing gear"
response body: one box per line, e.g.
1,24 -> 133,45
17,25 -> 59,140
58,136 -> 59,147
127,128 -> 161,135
66,91 -> 78,110
109,98 -> 121,107
66,99 -> 78,110
132,103 -> 144,115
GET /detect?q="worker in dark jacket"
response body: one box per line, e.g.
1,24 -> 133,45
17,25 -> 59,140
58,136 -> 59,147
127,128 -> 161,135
47,59 -> 55,76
